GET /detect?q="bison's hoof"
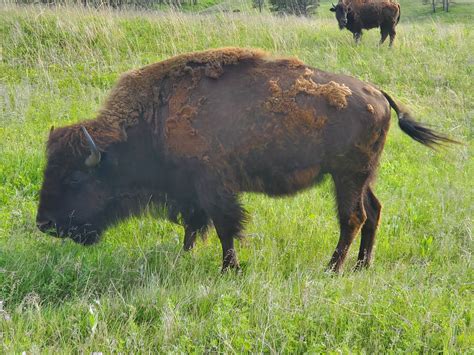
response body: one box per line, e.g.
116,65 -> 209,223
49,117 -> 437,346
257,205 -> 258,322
221,261 -> 241,274
183,242 -> 195,251
325,263 -> 343,274
353,259 -> 371,271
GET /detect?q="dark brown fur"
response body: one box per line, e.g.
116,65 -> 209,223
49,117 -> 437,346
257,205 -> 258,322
331,0 -> 401,46
37,48 -> 456,273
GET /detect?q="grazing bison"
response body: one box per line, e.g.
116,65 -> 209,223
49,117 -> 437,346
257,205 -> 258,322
330,0 -> 401,46
36,48 -> 456,273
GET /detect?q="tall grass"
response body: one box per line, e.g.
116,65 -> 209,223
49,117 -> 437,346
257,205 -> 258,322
0,1 -> 473,352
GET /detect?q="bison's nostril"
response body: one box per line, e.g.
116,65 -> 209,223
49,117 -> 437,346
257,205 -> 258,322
36,219 -> 54,233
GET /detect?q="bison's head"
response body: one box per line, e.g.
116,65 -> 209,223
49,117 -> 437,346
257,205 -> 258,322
330,2 -> 348,29
36,123 -> 156,245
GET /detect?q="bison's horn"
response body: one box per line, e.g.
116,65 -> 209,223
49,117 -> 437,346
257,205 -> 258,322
81,126 -> 101,167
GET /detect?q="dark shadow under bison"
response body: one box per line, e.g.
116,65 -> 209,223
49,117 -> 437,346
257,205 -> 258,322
331,0 -> 401,46
36,48 -> 456,273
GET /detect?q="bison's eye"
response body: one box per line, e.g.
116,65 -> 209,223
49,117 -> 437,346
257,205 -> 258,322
66,171 -> 88,187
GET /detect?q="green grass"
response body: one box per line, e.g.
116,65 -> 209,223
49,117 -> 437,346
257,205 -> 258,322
0,1 -> 473,352
155,0 -> 224,12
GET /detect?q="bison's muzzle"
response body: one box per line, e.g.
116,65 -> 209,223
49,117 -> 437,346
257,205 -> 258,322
36,214 -> 100,245
36,218 -> 56,235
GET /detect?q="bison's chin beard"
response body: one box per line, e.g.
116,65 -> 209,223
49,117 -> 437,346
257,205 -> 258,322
70,229 -> 101,245
55,224 -> 103,246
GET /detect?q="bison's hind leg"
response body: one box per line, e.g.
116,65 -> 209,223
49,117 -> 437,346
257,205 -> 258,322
327,172 -> 370,273
354,187 -> 382,270
380,19 -> 397,47
380,27 -> 389,45
388,25 -> 397,47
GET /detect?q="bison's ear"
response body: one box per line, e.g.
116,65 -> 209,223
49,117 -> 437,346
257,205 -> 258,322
330,6 -> 336,12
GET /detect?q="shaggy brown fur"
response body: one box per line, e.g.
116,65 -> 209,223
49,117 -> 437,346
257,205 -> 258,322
331,0 -> 401,46
58,48 -> 268,156
37,47 -> 457,273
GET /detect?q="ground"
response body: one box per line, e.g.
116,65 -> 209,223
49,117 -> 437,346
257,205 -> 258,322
0,0 -> 473,352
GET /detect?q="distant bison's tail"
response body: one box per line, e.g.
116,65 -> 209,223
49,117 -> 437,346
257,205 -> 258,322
381,90 -> 459,148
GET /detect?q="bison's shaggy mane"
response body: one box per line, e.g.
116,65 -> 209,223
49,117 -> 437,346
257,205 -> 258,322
47,48 -> 304,161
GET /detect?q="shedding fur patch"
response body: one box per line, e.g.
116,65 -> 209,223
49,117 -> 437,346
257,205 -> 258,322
159,49 -> 273,158
264,79 -> 326,133
367,103 -> 375,114
265,69 -> 352,128
297,79 -> 352,110
294,69 -> 353,109
165,85 -> 209,158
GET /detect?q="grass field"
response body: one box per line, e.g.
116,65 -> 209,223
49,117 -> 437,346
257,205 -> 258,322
0,0 -> 473,352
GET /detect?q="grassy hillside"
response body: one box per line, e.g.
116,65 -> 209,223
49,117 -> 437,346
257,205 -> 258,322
0,1 -> 473,352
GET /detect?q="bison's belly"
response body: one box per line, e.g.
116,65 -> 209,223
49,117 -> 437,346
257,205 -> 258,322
242,163 -> 323,196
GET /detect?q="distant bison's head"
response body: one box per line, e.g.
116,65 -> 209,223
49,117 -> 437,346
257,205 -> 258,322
36,123 -> 156,245
330,2 -> 348,29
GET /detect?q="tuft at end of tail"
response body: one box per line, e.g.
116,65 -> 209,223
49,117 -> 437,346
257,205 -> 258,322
380,90 -> 460,149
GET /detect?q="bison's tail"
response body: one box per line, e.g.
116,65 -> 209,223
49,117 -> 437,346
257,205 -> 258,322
396,4 -> 401,24
381,90 -> 460,148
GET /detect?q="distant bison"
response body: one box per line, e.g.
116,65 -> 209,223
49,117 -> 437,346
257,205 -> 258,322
37,48 -> 455,273
331,0 -> 401,46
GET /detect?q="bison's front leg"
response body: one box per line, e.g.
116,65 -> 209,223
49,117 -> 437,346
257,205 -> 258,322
212,196 -> 246,271
199,188 -> 246,271
353,32 -> 362,44
182,208 -> 210,251
183,227 -> 198,251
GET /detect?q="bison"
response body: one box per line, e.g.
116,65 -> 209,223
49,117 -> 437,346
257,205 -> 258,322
36,48 -> 456,273
330,0 -> 401,46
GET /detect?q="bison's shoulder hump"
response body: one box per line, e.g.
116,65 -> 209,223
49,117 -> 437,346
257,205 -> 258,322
137,48 -> 267,79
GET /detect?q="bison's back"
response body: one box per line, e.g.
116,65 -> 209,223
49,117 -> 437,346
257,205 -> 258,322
156,55 -> 390,194
351,0 -> 400,28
